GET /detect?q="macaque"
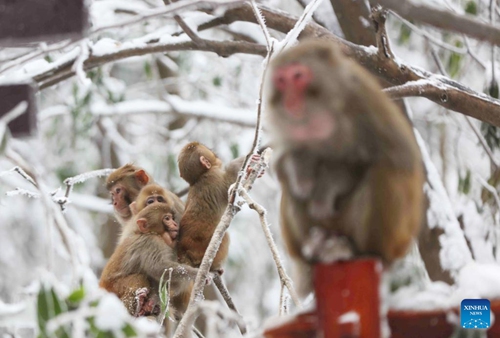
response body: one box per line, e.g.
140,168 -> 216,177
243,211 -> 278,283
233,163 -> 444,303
176,142 -> 234,272
176,142 -> 258,273
100,203 -> 199,318
135,184 -> 185,225
120,184 -> 185,244
267,40 -> 424,296
106,164 -> 153,226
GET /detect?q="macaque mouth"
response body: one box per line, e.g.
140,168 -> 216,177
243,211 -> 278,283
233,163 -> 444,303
287,111 -> 335,141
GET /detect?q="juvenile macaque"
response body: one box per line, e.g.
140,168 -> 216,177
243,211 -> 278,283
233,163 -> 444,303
106,164 -> 153,226
100,203 -> 199,317
267,40 -> 424,296
176,143 -> 265,273
121,184 -> 185,244
176,142 -> 240,273
135,184 -> 184,224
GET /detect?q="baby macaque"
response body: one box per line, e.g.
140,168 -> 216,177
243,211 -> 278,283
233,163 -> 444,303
100,203 -> 198,317
267,40 -> 424,296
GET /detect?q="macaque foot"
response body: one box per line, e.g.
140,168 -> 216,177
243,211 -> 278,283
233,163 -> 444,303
134,287 -> 150,317
134,287 -> 160,317
303,227 -> 353,263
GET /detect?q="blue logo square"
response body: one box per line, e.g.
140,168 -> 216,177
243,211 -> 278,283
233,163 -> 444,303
461,299 -> 491,329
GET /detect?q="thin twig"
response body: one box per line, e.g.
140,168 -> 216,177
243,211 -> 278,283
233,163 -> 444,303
92,0 -> 245,35
372,6 -> 395,59
374,0 -> 500,47
390,11 -> 467,54
58,168 -> 114,211
213,274 -> 247,334
239,187 -> 302,308
427,44 -> 499,169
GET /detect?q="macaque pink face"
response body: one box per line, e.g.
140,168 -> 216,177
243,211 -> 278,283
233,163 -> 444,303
110,183 -> 132,218
271,62 -> 336,142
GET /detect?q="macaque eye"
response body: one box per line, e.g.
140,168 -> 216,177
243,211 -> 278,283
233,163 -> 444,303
115,187 -> 121,194
157,196 -> 165,203
146,197 -> 155,205
164,215 -> 171,221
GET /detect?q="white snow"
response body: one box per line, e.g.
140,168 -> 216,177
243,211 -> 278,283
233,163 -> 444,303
94,294 -> 129,331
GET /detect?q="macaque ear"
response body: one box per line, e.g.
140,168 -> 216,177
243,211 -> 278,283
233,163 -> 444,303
135,170 -> 149,185
136,218 -> 148,233
200,156 -> 211,169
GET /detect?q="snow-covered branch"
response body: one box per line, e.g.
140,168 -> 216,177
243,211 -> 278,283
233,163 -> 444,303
59,169 -> 114,211
239,187 -> 302,308
374,0 -> 500,47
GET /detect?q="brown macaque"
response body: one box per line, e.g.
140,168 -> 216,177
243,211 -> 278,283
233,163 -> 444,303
176,142 -> 255,273
106,164 -> 153,226
267,40 -> 424,297
100,203 -> 199,318
121,184 -> 185,244
135,184 -> 185,225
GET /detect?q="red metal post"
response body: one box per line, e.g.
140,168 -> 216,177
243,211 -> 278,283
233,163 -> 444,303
314,259 -> 383,338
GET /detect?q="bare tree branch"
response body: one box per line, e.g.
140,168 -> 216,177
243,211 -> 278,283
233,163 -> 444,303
197,3 -> 500,127
374,0 -> 500,47
23,3 -> 500,127
329,0 -> 375,47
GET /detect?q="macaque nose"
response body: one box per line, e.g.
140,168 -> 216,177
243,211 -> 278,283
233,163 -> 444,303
273,64 -> 312,92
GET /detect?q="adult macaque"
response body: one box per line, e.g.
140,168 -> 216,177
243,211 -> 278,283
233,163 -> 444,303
100,203 -> 199,318
176,142 -> 263,273
267,40 -> 424,296
106,164 -> 152,226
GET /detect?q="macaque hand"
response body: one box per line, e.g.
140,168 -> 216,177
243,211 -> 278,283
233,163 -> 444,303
302,227 -> 354,263
246,154 -> 265,179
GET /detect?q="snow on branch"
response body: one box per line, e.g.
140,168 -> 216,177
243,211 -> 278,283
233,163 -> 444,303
239,187 -> 302,308
275,0 -> 324,53
59,168 -> 114,211
374,0 -> 500,47
92,0 -> 245,34
196,3 -> 500,127
90,96 -> 257,127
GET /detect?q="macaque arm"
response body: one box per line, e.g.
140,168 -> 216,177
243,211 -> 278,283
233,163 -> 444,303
225,154 -> 264,182
122,236 -> 199,295
225,156 -> 245,182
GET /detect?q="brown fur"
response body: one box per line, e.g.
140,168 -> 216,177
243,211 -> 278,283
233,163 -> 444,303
176,142 -> 242,271
135,184 -> 184,224
100,203 -> 198,318
120,184 -> 185,245
268,40 -> 424,296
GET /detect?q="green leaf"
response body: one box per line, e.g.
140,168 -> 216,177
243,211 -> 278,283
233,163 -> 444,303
489,81 -> 499,99
123,324 -> 137,337
398,24 -> 412,45
230,143 -> 239,159
67,285 -> 85,305
212,76 -> 222,87
37,286 -> 68,337
458,170 -> 471,195
144,61 -> 153,80
465,1 -> 477,15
